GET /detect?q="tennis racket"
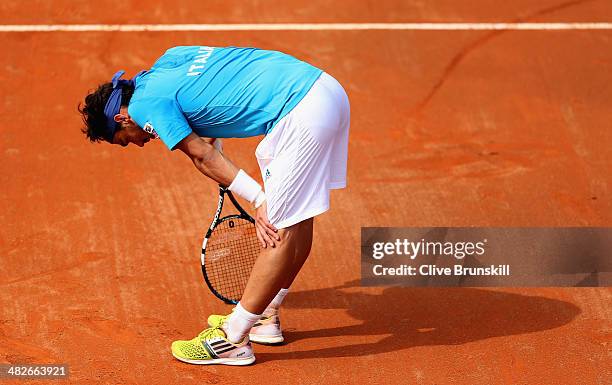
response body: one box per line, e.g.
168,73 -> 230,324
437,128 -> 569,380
201,184 -> 261,304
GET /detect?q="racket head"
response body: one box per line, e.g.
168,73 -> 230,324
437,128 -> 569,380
201,189 -> 260,304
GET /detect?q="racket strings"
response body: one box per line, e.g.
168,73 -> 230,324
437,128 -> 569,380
204,217 -> 260,302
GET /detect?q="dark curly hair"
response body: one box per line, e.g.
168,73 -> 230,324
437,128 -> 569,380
78,83 -> 135,142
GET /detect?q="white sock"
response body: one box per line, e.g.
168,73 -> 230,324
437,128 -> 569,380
264,288 -> 289,316
224,302 -> 261,344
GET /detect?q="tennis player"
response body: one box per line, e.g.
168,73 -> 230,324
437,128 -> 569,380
79,46 -> 349,365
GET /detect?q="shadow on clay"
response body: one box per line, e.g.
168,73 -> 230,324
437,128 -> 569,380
256,280 -> 580,362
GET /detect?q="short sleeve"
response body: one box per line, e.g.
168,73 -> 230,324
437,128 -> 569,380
128,97 -> 193,150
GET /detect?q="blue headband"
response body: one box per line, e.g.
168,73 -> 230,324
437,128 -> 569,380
102,70 -> 145,142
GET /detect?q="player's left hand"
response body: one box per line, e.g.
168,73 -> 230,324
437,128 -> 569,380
255,201 -> 280,248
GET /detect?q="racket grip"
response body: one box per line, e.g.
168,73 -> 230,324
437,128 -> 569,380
212,138 -> 223,153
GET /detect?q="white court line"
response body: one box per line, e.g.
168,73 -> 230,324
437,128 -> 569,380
0,23 -> 611,32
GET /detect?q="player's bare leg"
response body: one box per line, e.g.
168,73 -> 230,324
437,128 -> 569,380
280,218 -> 313,289
223,218 -> 314,343
240,217 -> 313,314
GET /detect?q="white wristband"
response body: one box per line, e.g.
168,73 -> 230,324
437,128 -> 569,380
253,190 -> 266,208
228,169 -> 262,204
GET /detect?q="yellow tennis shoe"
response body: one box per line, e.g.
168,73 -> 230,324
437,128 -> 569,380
171,326 -> 255,366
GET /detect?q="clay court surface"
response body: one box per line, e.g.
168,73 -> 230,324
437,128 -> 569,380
1,1 -> 611,384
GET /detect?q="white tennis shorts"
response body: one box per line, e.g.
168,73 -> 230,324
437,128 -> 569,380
256,72 -> 350,229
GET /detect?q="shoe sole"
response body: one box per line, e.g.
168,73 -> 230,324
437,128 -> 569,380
249,333 -> 284,345
172,353 -> 256,366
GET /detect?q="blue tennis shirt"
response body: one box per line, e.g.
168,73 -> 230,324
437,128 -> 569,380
127,46 -> 323,150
